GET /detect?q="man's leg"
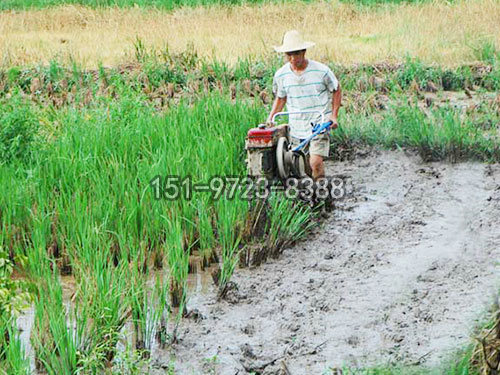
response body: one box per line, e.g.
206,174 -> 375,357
309,133 -> 329,180
309,133 -> 334,214
309,154 -> 325,180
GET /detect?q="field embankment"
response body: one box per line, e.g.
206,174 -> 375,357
1,0 -> 500,67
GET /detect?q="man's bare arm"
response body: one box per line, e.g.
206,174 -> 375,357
267,96 -> 287,124
330,84 -> 342,128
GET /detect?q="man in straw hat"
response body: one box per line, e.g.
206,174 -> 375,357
267,30 -> 342,181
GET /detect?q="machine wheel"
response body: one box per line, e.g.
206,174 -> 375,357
291,152 -> 307,178
276,137 -> 292,180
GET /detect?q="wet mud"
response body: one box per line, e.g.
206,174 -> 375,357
162,149 -> 500,374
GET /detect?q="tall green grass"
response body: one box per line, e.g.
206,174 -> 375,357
0,235 -> 31,375
332,103 -> 500,162
0,323 -> 30,375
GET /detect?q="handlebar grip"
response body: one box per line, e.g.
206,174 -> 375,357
312,120 -> 334,133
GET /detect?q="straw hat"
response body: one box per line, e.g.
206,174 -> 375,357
274,30 -> 315,53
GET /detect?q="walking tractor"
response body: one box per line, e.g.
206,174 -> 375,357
245,110 -> 335,205
245,110 -> 332,181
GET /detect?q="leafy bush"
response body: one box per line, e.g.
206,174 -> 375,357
0,96 -> 37,164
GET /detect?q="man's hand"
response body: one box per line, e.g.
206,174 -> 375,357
267,96 -> 287,128
329,116 -> 339,130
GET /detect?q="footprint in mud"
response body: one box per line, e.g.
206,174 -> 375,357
416,166 -> 442,179
241,323 -> 255,336
347,335 -> 360,347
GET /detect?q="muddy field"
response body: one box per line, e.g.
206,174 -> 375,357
157,150 -> 500,374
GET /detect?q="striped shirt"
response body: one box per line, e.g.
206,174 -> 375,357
272,60 -> 339,139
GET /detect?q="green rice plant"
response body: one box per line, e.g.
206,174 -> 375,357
195,197 -> 216,265
164,215 -> 189,310
130,260 -> 169,357
0,236 -> 31,375
24,212 -> 78,374
395,105 -> 500,161
266,193 -> 315,253
215,197 -> 246,294
0,320 -> 30,375
332,103 -> 500,162
70,241 -> 133,371
31,268 -> 79,375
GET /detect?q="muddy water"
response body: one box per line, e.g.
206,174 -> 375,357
166,150 -> 500,375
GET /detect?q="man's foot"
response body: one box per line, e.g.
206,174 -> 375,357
320,204 -> 330,218
324,197 -> 335,212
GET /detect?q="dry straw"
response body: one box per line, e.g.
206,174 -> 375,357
0,0 -> 499,67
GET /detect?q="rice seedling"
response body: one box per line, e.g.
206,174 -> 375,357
266,194 -> 316,255
195,197 -> 217,266
331,102 -> 500,162
0,238 -> 31,375
164,215 -> 189,310
25,213 -> 78,374
0,322 -> 30,375
215,197 -> 246,295
130,259 -> 169,357
31,273 -> 79,375
70,240 -> 133,369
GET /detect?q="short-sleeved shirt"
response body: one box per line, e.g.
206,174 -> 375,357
272,60 -> 339,139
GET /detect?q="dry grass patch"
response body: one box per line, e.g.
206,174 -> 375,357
0,0 -> 499,67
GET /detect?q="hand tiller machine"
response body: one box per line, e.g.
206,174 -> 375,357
245,111 -> 333,181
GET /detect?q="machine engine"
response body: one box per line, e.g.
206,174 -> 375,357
245,124 -> 289,180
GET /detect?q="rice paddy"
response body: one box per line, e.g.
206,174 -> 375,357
0,56 -> 322,372
1,0 -> 500,373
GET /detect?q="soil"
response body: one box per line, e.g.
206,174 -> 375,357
158,149 -> 500,374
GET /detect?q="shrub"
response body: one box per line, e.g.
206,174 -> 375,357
0,95 -> 37,164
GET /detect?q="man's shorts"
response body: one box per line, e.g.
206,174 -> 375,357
290,132 -> 330,158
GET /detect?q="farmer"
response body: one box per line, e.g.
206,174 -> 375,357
267,30 -> 342,181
